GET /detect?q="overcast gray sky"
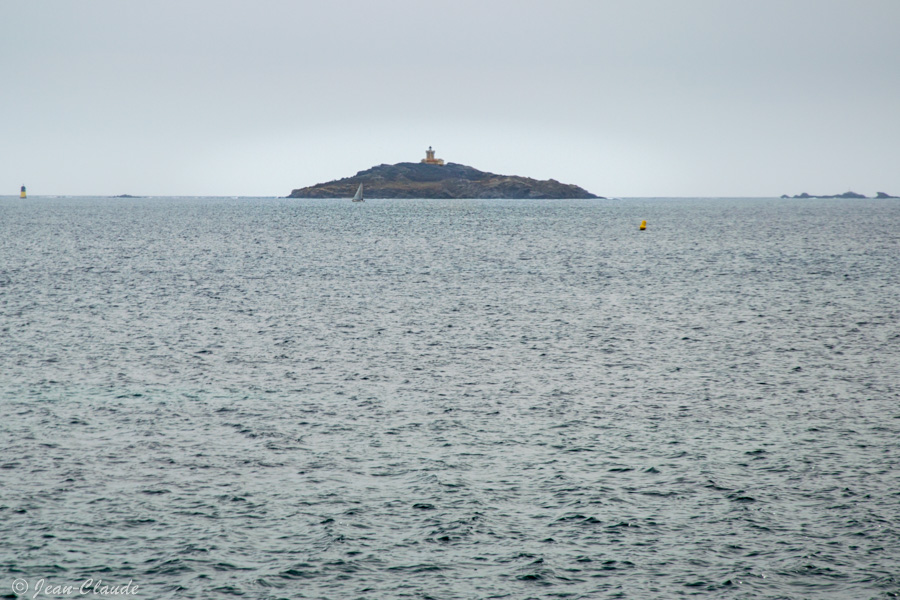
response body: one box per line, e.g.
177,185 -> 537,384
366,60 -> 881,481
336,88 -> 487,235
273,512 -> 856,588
2,0 -> 899,197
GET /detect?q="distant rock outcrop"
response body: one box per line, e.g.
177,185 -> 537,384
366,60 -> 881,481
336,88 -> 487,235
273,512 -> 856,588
288,162 -> 600,199
876,191 -> 898,199
780,191 -> 868,199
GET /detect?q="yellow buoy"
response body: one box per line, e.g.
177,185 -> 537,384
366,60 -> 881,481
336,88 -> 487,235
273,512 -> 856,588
20,185 -> 27,199
639,220 -> 646,230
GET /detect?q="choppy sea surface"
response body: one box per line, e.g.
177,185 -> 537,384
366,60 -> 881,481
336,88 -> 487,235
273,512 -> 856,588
1,196 -> 898,600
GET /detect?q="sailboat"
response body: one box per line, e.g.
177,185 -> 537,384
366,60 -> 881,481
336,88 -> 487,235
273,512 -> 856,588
351,183 -> 364,202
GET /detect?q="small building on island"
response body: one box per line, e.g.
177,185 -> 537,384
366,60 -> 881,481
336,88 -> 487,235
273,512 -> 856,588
420,146 -> 445,166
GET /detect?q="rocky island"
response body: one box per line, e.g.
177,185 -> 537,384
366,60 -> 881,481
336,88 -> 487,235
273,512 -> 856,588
779,191 -> 896,199
289,147 -> 600,199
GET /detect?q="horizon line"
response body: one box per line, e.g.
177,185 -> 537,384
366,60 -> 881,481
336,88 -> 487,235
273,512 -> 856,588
3,194 -> 897,200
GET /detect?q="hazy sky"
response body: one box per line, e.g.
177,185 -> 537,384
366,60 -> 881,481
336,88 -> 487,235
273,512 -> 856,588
3,0 -> 899,197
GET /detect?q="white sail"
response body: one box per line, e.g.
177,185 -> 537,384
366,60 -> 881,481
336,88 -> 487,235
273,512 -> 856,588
352,183 -> 364,202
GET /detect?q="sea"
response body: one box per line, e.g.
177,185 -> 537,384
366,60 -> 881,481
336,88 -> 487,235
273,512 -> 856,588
1,196 -> 898,600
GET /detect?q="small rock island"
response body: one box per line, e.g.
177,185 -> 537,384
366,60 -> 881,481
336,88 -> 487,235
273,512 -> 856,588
289,147 -> 600,199
779,191 -> 896,199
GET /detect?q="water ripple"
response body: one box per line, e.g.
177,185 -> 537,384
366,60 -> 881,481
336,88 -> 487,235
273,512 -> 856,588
1,197 -> 898,598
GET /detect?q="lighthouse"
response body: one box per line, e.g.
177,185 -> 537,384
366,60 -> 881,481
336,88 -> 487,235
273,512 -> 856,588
20,185 -> 26,199
420,146 -> 445,166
